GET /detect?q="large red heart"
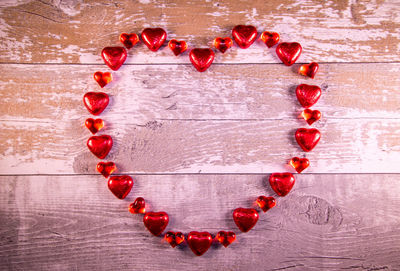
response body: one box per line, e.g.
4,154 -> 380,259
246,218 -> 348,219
256,196 -> 276,212
85,118 -> 104,134
93,71 -> 112,88
276,42 -> 302,66
87,135 -> 113,159
141,28 -> 167,52
168,39 -> 187,56
301,109 -> 321,125
296,84 -> 321,108
108,175 -> 133,199
290,157 -> 310,173
129,197 -> 146,214
143,212 -> 169,236
232,25 -> 258,49
216,231 -> 236,247
96,161 -> 116,178
165,231 -> 185,248
269,173 -> 295,197
299,62 -> 319,78
119,33 -> 139,49
187,231 -> 212,256
189,48 -> 215,72
213,37 -> 233,53
261,31 -> 280,48
232,208 -> 259,232
101,47 -> 127,71
295,128 -> 321,152
83,92 -> 109,115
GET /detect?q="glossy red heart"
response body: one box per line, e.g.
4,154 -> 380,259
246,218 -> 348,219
141,28 -> 167,52
232,25 -> 258,49
83,92 -> 109,116
299,62 -> 319,79
295,128 -> 321,152
165,231 -> 185,248
276,42 -> 302,66
85,118 -> 104,134
261,31 -> 280,48
108,175 -> 133,199
290,157 -> 310,173
129,197 -> 146,214
216,231 -> 236,247
168,39 -> 187,56
96,161 -> 116,178
189,48 -> 215,72
302,109 -> 321,125
101,47 -> 127,71
232,208 -> 259,232
143,212 -> 169,236
119,33 -> 139,49
87,135 -> 113,159
93,71 -> 112,88
296,84 -> 321,108
187,231 -> 212,256
269,173 -> 295,197
213,37 -> 233,53
256,196 -> 276,212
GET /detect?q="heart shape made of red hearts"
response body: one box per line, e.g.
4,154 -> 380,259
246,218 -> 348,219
165,231 -> 185,248
83,92 -> 109,116
276,42 -> 302,66
232,25 -> 258,49
216,231 -> 236,247
108,175 -> 133,199
189,48 -> 215,72
96,161 -> 116,178
143,211 -> 169,236
295,128 -> 321,152
269,173 -> 295,197
168,39 -> 187,56
101,46 -> 127,71
187,231 -> 213,256
296,84 -> 322,108
87,135 -> 113,159
232,208 -> 259,232
141,28 -> 167,52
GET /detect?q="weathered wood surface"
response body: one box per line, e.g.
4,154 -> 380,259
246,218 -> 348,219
0,0 -> 399,64
0,174 -> 399,271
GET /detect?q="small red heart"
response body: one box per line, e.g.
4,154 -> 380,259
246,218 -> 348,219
189,48 -> 215,72
213,37 -> 233,53
295,128 -> 321,152
87,135 -> 113,159
108,175 -> 133,199
168,39 -> 187,56
143,212 -> 169,236
165,231 -> 185,248
129,197 -> 146,214
269,173 -> 295,197
296,84 -> 321,108
232,208 -> 259,232
141,28 -> 167,52
119,33 -> 139,49
302,109 -> 321,125
276,42 -> 302,66
93,71 -> 112,88
261,31 -> 280,48
299,62 -> 319,79
83,92 -> 109,116
96,161 -> 116,178
256,196 -> 276,212
290,157 -> 310,173
85,118 -> 104,134
187,231 -> 212,256
216,231 -> 236,247
232,25 -> 258,49
101,47 -> 127,71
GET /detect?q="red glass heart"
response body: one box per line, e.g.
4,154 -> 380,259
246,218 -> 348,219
129,197 -> 146,214
232,25 -> 258,49
296,84 -> 321,108
189,48 -> 215,72
213,37 -> 233,53
87,135 -> 113,159
141,28 -> 167,52
96,161 -> 116,178
85,118 -> 104,134
165,231 -> 185,248
295,128 -> 321,152
108,175 -> 133,199
168,39 -> 187,56
269,173 -> 295,197
261,31 -> 280,48
187,231 -> 212,256
299,62 -> 319,79
93,71 -> 112,88
119,33 -> 139,49
143,212 -> 169,236
302,109 -> 321,125
101,47 -> 127,71
256,196 -> 276,212
232,208 -> 259,232
290,157 -> 310,173
83,92 -> 109,116
216,231 -> 236,247
276,42 -> 302,66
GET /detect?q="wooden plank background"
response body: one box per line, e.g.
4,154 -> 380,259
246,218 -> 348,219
0,0 -> 400,270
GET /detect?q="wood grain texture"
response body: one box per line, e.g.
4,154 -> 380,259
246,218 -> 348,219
0,0 -> 399,64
